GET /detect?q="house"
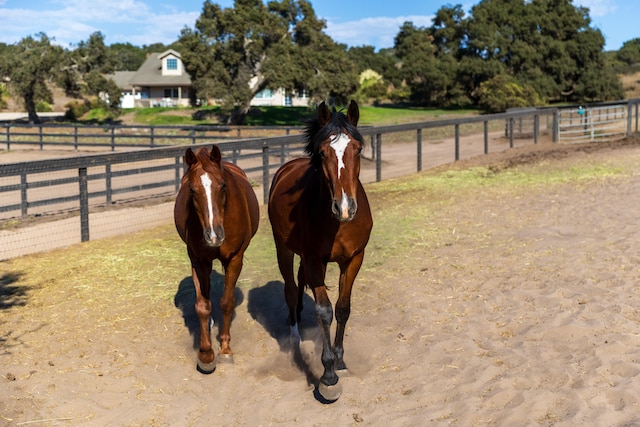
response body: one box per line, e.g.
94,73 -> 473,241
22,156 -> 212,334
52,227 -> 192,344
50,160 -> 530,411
108,49 -> 309,109
250,79 -> 309,107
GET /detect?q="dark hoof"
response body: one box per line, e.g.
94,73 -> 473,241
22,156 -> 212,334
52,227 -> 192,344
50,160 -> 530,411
217,353 -> 234,364
317,381 -> 342,402
196,357 -> 217,374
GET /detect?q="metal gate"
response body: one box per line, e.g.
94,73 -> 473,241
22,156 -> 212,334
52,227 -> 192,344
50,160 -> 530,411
558,104 -> 627,143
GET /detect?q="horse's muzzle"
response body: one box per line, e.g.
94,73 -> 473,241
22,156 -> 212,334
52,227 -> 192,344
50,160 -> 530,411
332,196 -> 357,222
204,226 -> 225,247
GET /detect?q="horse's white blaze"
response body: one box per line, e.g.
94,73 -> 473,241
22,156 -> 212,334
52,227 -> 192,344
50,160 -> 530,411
200,173 -> 215,238
329,133 -> 354,220
329,133 -> 350,179
340,191 -> 349,218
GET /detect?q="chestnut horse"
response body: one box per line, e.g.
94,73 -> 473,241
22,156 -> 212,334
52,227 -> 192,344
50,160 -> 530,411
174,145 -> 259,374
268,101 -> 373,401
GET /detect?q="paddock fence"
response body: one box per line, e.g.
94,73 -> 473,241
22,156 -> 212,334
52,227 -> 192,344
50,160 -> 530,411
0,123 -> 304,151
2,99 -> 639,260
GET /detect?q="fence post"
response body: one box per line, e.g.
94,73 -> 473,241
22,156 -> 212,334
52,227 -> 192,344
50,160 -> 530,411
74,126 -> 79,151
627,101 -> 633,137
534,115 -> 539,144
509,118 -> 514,148
175,156 -> 182,192
370,134 -> 376,161
376,134 -> 382,182
79,167 -> 90,242
20,174 -> 27,218
39,125 -> 43,150
110,127 -> 116,151
232,147 -> 238,165
416,128 -> 422,172
191,129 -> 196,145
105,164 -> 112,204
5,125 -> 9,151
454,124 -> 460,161
150,127 -> 155,147
553,110 -> 559,143
483,121 -> 489,154
262,142 -> 270,204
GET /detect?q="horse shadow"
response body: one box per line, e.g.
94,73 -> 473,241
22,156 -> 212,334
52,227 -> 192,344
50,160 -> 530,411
0,272 -> 29,310
246,281 -> 320,386
173,270 -> 244,350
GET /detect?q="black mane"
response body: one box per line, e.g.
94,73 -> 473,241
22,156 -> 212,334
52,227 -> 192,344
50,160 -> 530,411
303,107 -> 363,166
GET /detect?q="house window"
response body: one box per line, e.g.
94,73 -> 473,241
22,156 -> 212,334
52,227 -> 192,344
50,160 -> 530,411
255,88 -> 274,99
166,58 -> 178,70
164,88 -> 179,98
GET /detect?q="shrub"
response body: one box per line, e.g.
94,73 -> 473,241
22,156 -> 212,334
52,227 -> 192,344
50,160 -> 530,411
64,100 -> 91,120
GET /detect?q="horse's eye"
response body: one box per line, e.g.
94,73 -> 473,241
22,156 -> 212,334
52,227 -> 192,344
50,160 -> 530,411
220,182 -> 227,191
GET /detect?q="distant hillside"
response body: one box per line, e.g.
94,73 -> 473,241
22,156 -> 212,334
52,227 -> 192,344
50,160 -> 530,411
621,71 -> 640,99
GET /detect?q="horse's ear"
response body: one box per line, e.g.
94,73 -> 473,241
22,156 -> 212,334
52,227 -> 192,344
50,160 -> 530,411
347,100 -> 359,127
318,101 -> 331,127
210,145 -> 222,165
185,148 -> 196,167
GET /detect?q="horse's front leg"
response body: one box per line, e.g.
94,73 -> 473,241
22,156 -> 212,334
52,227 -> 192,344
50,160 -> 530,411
192,262 -> 216,374
333,250 -> 365,374
306,258 -> 341,401
218,255 -> 243,363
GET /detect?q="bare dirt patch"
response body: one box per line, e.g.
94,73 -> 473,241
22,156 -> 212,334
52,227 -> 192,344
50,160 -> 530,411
2,136 -> 640,425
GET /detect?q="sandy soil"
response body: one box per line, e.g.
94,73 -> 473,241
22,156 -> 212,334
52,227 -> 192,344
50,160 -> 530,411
2,138 -> 640,426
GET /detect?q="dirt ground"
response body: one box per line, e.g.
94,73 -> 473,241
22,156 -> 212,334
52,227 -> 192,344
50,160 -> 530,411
2,137 -> 640,426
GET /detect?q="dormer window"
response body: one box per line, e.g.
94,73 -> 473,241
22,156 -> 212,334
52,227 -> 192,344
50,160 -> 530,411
167,58 -> 178,71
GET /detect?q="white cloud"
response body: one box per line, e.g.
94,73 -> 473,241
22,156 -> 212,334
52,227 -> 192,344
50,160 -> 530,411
326,15 -> 434,49
575,0 -> 618,17
0,1 -> 198,46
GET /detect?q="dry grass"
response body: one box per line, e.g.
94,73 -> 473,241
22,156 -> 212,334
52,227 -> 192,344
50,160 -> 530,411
0,143 -> 632,320
621,71 -> 640,99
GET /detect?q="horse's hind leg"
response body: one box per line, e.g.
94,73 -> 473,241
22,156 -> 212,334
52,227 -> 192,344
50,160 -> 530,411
275,241 -> 300,345
192,261 -> 216,374
333,251 -> 365,374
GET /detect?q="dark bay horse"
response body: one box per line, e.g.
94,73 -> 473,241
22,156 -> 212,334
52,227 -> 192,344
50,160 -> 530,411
268,101 -> 373,401
174,145 -> 259,374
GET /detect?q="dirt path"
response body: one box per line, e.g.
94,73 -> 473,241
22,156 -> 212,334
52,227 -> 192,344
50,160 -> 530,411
2,137 -> 640,426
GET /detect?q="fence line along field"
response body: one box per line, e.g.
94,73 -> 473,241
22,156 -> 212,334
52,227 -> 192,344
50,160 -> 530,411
1,136 -> 640,425
2,104 -> 564,261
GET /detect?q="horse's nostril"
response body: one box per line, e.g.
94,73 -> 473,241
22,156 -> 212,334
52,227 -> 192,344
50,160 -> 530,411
332,200 -> 340,216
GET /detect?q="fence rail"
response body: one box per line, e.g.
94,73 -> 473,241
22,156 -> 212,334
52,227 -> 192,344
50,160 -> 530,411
0,123 -> 304,151
2,99 -> 639,260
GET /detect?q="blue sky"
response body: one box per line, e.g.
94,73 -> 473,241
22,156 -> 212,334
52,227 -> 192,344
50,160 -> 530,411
0,0 -> 636,51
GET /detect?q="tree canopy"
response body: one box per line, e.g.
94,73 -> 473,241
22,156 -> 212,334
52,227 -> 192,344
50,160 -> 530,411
0,33 -> 65,123
0,0 -> 633,120
178,0 -> 357,124
391,0 -> 624,111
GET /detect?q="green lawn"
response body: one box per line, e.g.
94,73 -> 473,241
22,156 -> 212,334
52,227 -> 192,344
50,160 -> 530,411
110,104 -> 480,127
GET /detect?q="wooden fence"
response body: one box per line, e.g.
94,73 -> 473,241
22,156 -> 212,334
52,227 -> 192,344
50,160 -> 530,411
1,100 -> 639,260
0,123 -> 303,151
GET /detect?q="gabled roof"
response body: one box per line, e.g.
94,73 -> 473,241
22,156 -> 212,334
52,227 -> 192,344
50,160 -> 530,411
129,50 -> 192,86
107,71 -> 136,90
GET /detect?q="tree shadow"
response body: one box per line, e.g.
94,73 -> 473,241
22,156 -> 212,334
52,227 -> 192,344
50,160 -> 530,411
246,281 -> 319,387
0,271 -> 29,310
173,270 -> 245,350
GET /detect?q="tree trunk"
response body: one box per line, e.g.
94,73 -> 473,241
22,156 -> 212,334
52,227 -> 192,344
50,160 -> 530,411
227,103 -> 251,125
24,94 -> 41,124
